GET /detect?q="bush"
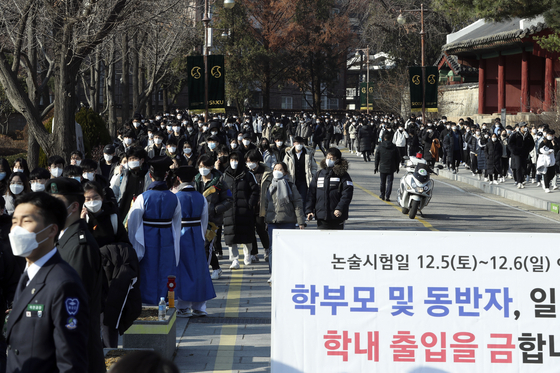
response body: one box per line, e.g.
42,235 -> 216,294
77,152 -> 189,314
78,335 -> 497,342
4,152 -> 27,167
75,107 -> 112,158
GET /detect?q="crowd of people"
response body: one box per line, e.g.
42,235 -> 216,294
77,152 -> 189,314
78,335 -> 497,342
0,110 -> 357,372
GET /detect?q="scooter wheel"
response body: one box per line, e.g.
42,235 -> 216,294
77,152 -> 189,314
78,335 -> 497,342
401,207 -> 409,215
408,200 -> 419,219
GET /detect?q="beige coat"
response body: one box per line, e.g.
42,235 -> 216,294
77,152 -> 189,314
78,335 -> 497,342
282,146 -> 318,187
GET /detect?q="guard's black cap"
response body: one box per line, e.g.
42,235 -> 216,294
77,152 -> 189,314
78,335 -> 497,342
174,166 -> 197,183
46,177 -> 84,195
104,144 -> 116,154
149,156 -> 173,175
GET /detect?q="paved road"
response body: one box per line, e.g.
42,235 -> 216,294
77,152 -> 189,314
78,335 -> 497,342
171,148 -> 560,373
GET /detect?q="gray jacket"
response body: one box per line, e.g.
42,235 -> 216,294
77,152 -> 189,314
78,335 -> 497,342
264,178 -> 305,225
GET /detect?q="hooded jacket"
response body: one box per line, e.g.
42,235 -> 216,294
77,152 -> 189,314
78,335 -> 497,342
375,141 -> 400,174
305,158 -> 353,222
283,145 -> 318,187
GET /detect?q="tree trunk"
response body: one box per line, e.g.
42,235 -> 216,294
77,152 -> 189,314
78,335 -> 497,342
131,33 -> 139,116
121,33 -> 130,124
94,50 -> 101,113
138,51 -> 145,114
262,55 -> 271,112
106,37 -> 117,137
26,10 -> 40,169
162,88 -> 168,112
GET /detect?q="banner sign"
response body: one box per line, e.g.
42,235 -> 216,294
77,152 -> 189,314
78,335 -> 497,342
187,56 -> 205,111
272,231 -> 560,372
409,66 -> 438,112
208,55 -> 225,110
359,82 -> 374,111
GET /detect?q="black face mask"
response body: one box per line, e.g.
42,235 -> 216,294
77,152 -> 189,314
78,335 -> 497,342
262,143 -> 269,149
219,156 -> 228,164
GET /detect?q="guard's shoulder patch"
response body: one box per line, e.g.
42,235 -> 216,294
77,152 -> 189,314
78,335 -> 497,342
78,230 -> 87,244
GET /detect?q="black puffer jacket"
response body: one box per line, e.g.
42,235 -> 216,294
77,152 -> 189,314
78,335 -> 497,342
222,165 -> 260,245
194,169 -> 233,227
306,158 -> 354,222
357,125 -> 373,152
375,141 -> 400,174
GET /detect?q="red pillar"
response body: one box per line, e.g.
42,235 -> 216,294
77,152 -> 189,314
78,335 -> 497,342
498,55 -> 505,113
478,59 -> 486,114
544,56 -> 554,111
521,52 -> 530,112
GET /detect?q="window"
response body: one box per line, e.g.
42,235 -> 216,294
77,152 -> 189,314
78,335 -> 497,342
328,98 -> 339,110
302,94 -> 313,110
281,96 -> 293,110
346,88 -> 356,100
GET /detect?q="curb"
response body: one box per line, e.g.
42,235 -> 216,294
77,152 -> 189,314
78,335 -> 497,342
438,170 -> 558,213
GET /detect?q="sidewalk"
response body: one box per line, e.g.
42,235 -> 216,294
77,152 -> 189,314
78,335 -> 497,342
438,165 -> 559,213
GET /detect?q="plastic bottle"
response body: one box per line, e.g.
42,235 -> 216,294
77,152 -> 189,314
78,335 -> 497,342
158,297 -> 166,321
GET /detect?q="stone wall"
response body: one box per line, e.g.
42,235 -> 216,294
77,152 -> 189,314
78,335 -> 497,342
438,83 -> 479,118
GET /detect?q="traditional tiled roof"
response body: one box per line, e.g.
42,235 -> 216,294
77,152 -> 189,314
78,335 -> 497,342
442,19 -> 547,54
435,54 -> 478,76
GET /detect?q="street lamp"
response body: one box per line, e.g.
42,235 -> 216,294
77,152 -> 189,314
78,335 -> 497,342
355,46 -> 370,114
397,4 -> 426,123
203,0 -> 234,122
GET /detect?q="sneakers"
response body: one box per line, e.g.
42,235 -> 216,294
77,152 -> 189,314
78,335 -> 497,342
251,255 -> 259,263
230,260 -> 240,269
545,188 -> 551,193
517,183 -> 522,189
536,182 -> 541,187
492,180 -> 499,185
477,175 -> 482,180
192,310 -> 208,317
267,277 -> 272,284
211,268 -> 222,280
264,249 -> 270,262
244,256 -> 252,266
519,183 -> 525,189
484,177 -> 489,182
531,178 -> 536,184
553,185 -> 558,190
177,308 -> 193,318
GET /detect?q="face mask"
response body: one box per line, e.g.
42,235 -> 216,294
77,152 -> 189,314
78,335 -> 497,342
72,176 -> 81,182
451,127 -> 457,131
13,168 -> 23,174
9,224 -> 52,258
230,161 -> 239,170
484,134 -> 489,139
246,162 -> 257,170
156,116 -> 162,121
0,172 -> 5,181
532,129 -> 537,134
187,127 -> 193,133
74,160 -> 82,166
547,135 -> 553,140
124,138 -> 132,145
326,159 -> 335,168
399,128 -> 403,132
147,133 -> 154,139
104,154 -> 114,162
507,130 -> 512,135
231,143 -> 238,149
199,167 -> 211,176
84,200 -> 102,213
154,138 -> 163,145
211,131 -> 218,136
133,122 -> 140,128
243,140 -> 251,146
492,137 -> 497,142
168,147 -> 176,153
276,141 -> 283,147
476,132 -> 481,136
182,121 -> 188,126
30,182 -> 45,192
237,136 -> 243,141
295,144 -> 303,151
128,160 -> 140,169
177,115 -> 182,120
184,148 -> 192,154
167,126 -> 172,131
208,142 -> 217,150
273,170 -> 284,179
122,163 -> 129,170
10,184 -> 24,195
83,172 -> 95,181
202,126 -> 208,132
262,142 -> 269,149
173,126 -> 180,133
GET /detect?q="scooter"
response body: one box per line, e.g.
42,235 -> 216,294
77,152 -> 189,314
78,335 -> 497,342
397,156 -> 443,219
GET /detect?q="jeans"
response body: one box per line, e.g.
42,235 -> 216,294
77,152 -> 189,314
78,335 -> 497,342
379,173 -> 394,199
267,223 -> 296,273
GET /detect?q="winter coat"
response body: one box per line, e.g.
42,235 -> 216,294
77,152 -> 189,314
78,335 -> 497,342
348,124 -> 358,139
85,201 -> 129,249
100,241 -> 142,334
253,162 -> 273,217
484,139 -> 503,172
222,166 -> 260,245
392,130 -> 409,147
306,158 -> 353,222
312,124 -> 325,143
477,139 -> 487,170
357,125 -> 373,152
442,130 -> 464,162
421,132 -> 436,161
264,177 -> 305,225
283,146 -> 318,187
375,141 -> 400,174
194,169 -> 233,227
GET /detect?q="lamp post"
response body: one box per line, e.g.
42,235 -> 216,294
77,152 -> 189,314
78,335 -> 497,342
355,46 -> 370,114
398,4 -> 426,123
203,0 -> 235,122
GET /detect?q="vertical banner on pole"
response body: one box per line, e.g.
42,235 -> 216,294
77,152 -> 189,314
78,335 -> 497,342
208,55 -> 225,111
187,56 -> 205,111
409,66 -> 423,112
424,66 -> 439,112
359,82 -> 374,111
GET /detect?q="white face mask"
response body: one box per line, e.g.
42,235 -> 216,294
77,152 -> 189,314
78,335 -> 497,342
230,161 -> 239,170
13,168 -> 23,174
211,131 -> 218,136
30,182 -> 45,192
272,170 -> 284,179
133,122 -> 140,128
9,224 -> 52,257
237,136 -> 243,141
202,126 -> 208,132
156,116 -> 162,121
83,172 -> 95,181
148,133 -> 154,139
326,159 -> 336,168
243,140 -> 251,146
276,141 -> 283,147
104,154 -> 114,162
187,127 -> 194,133
168,147 -> 177,153
231,143 -> 238,149
10,184 -> 24,195
547,135 -> 553,140
124,138 -> 133,145
246,162 -> 257,170
167,126 -> 173,131
128,160 -> 140,169
73,160 -> 82,166
122,163 -> 129,170
492,137 -> 497,142
154,138 -> 163,145
51,167 -> 62,177
72,176 -> 81,182
295,144 -> 303,151
84,200 -> 102,213
184,148 -> 192,154
173,126 -> 180,133
199,167 -> 211,176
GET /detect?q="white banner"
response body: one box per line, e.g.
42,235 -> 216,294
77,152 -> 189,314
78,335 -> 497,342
271,231 -> 560,372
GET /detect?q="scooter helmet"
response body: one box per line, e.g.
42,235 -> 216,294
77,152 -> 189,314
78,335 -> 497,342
416,152 -> 423,159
